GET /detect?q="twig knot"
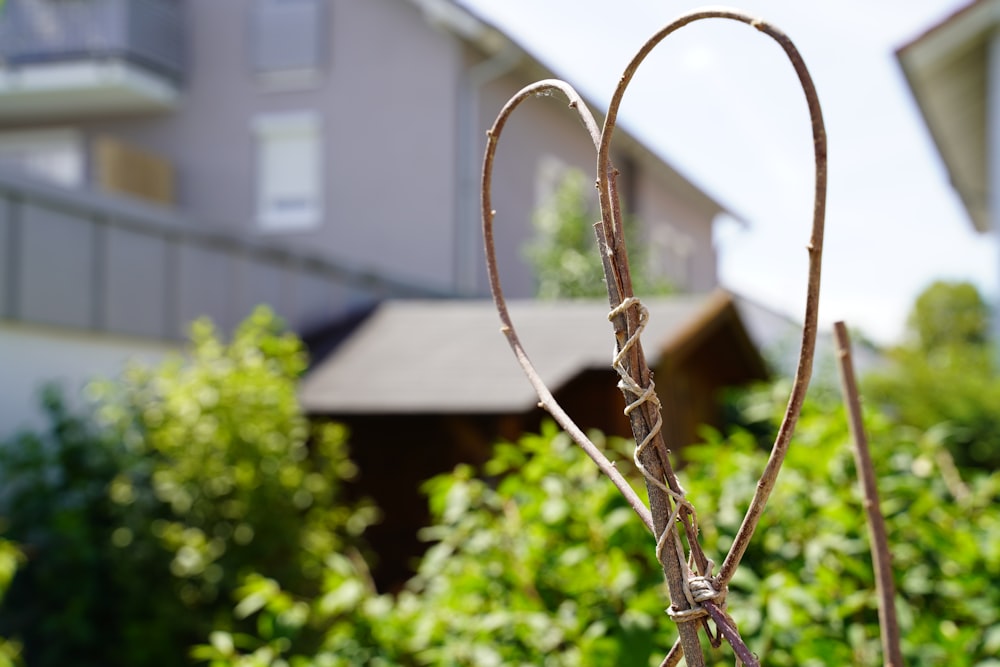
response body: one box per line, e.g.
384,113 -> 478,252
667,574 -> 726,624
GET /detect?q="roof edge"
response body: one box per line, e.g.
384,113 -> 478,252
896,0 -> 996,233
404,0 -> 738,223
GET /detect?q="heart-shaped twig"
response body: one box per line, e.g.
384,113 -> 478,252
481,8 -> 826,666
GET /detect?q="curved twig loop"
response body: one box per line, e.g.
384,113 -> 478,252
481,79 -> 653,533
482,9 -> 825,666
597,7 -> 827,591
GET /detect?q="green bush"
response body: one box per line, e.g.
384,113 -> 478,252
692,384 -> 1000,666
5,300 -> 997,665
93,308 -> 376,618
368,424 -> 671,665
0,307 -> 374,667
208,384 -> 1000,666
0,539 -> 23,667
194,424 -> 673,666
0,388 -> 186,667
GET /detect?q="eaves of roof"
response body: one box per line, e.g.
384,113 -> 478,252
298,290 -> 763,414
404,0 -> 743,225
896,0 -> 996,233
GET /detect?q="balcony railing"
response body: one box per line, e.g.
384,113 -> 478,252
0,0 -> 184,82
0,169 -> 451,341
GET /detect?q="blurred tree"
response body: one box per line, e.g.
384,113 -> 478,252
523,169 -> 674,299
866,280 -> 1000,468
906,280 -> 991,353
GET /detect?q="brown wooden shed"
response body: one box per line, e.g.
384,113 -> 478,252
300,290 -> 767,589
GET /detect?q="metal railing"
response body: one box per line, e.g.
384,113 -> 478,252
0,0 -> 184,81
0,169 -> 451,341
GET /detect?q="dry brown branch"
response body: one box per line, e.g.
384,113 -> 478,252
597,9 -> 828,590
934,447 -> 971,504
833,322 -> 904,667
592,222 -> 709,664
482,8 -> 826,666
704,601 -> 757,666
481,79 -> 654,534
658,643 -> 683,667
594,8 -> 826,663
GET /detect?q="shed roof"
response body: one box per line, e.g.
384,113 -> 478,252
299,290 -> 764,414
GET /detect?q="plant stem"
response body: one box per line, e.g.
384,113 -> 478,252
596,8 -> 827,589
833,322 -> 904,667
481,80 -> 654,533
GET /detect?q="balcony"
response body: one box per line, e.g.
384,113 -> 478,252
0,0 -> 184,121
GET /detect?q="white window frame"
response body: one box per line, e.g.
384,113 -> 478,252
0,128 -> 84,187
649,223 -> 695,289
252,111 -> 323,232
535,154 -> 570,210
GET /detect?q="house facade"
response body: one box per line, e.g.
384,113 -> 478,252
0,0 -> 726,435
897,0 -> 1000,341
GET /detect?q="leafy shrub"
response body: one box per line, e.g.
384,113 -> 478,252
371,423 -> 672,665
0,539 -> 22,667
195,424 -> 673,666
0,388 -> 186,667
210,384 -> 1000,666
0,307 -> 374,667
693,384 -> 1000,666
5,302 -> 996,666
93,308 -> 376,619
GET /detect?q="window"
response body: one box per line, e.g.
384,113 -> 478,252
253,111 -> 323,231
535,154 -> 570,208
0,129 -> 83,187
649,223 -> 695,289
250,0 -> 326,87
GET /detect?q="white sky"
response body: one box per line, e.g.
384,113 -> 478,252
458,0 -> 995,344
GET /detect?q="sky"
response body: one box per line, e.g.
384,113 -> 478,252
457,0 -> 995,344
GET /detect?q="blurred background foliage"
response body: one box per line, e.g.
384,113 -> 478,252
0,308 -> 375,667
523,169 -> 674,299
865,280 -> 1000,469
0,538 -> 22,667
1,284 -> 999,666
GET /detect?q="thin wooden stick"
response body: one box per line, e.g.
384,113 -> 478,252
595,8 -> 827,663
833,322 -> 904,667
595,220 -> 706,665
703,601 -> 759,667
658,640 -> 682,667
595,7 -> 827,590
481,80 -> 654,533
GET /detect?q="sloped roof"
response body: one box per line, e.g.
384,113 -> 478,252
897,0 -> 995,232
299,290 -> 763,414
406,0 -> 737,224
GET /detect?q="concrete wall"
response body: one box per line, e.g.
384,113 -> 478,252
0,321 -> 176,439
